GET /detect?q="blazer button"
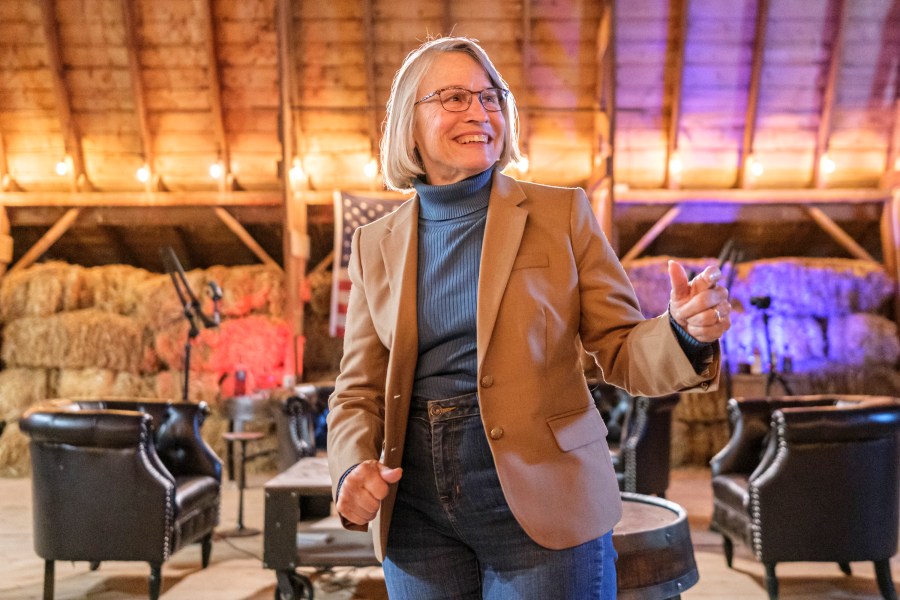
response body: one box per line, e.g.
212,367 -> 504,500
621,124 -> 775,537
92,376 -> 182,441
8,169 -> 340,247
701,382 -> 709,390
480,375 -> 494,388
490,427 -> 504,440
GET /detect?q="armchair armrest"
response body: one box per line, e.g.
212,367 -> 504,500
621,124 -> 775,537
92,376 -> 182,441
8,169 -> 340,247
20,409 -> 152,449
154,402 -> 221,481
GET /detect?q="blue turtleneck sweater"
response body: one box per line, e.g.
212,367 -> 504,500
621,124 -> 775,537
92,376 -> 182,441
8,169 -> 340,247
411,168 -> 493,400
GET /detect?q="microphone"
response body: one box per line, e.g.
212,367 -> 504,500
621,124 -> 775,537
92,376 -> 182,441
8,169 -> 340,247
207,281 -> 223,326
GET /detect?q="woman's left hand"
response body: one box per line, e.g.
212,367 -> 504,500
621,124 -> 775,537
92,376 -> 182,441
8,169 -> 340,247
667,260 -> 731,343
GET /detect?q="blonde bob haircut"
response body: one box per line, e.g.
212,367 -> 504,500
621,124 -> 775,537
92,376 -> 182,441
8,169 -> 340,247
380,37 -> 522,192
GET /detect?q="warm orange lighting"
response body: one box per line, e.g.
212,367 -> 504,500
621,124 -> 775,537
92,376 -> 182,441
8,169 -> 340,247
517,154 -> 530,173
820,154 -> 836,175
136,164 -> 150,183
55,157 -> 71,176
668,152 -> 683,175
289,158 -> 305,185
747,155 -> 764,178
363,157 -> 378,178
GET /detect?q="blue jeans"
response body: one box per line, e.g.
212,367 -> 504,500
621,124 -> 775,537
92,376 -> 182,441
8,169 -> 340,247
383,393 -> 617,599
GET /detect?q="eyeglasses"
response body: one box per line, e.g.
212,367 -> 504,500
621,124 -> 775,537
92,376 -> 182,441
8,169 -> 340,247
414,87 -> 510,112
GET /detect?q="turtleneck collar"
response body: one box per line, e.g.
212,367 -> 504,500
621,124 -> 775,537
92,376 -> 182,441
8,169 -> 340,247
414,167 -> 493,221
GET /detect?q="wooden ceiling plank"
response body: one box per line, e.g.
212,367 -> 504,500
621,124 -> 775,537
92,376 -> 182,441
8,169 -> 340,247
804,205 -> 875,261
214,207 -> 280,270
588,1 -> 616,243
8,206 -> 283,227
39,0 -> 89,192
616,188 -> 890,205
812,0 -> 847,189
9,207 -> 80,274
664,0 -> 689,190
520,0 -> 532,165
121,0 -> 158,191
443,0 -> 453,35
736,0 -> 769,189
198,0 -> 232,191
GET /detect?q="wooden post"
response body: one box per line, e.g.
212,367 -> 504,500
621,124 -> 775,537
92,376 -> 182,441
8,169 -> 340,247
0,205 -> 12,278
663,0 -> 688,190
812,0 -> 846,189
736,0 -> 769,188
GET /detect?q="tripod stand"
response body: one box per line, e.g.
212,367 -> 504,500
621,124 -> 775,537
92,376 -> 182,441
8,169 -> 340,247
752,296 -> 793,396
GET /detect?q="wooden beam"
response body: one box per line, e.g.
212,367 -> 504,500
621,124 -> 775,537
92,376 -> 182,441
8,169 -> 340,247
198,0 -> 232,191
121,0 -> 159,191
278,0 -> 306,380
812,0 -> 846,188
881,199 -> 897,290
9,207 -> 80,274
0,206 -> 11,277
881,99 -> 900,190
663,0 -> 689,189
616,187 -> 890,205
587,0 -> 615,192
519,0 -> 532,169
804,206 -> 874,261
39,0 -> 89,192
361,0 -> 380,177
0,190 -> 282,207
0,132 -> 13,192
442,0 -> 453,35
622,205 -> 682,261
214,207 -> 281,270
736,0 -> 769,188
8,205 -> 284,227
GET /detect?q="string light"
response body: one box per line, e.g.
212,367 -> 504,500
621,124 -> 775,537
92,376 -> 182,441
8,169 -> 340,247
820,153 -> 836,175
136,164 -> 150,183
363,157 -> 378,178
289,158 -> 305,185
209,161 -> 224,180
668,152 -> 683,175
55,157 -> 70,176
747,154 -> 764,178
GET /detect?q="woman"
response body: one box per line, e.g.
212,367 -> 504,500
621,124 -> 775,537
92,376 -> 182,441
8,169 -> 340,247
327,36 -> 730,599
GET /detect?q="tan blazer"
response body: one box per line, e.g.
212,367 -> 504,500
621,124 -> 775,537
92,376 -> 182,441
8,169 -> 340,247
327,170 -> 719,561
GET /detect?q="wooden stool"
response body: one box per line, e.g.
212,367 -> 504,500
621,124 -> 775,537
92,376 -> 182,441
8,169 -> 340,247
220,430 -> 265,537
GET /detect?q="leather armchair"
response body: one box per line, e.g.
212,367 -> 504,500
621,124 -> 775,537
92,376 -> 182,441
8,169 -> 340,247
710,395 -> 900,600
594,379 -> 679,498
20,398 -> 222,600
270,382 -> 333,473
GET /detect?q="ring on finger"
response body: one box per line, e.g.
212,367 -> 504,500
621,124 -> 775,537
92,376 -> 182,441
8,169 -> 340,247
714,308 -> 722,323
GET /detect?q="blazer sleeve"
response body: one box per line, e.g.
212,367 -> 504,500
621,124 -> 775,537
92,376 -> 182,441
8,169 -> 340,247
570,188 -> 719,395
326,226 -> 389,505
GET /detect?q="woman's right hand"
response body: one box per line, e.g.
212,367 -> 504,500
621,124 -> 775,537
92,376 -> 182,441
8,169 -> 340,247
335,459 -> 403,526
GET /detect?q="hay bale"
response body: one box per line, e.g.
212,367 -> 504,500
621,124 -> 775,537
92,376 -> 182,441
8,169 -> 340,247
0,368 -> 51,421
827,313 -> 900,366
56,368 -> 151,398
676,390 -> 728,422
722,312 -> 826,369
134,270 -> 208,330
731,258 -> 893,317
206,265 -> 285,319
0,422 -> 31,477
2,309 -> 146,373
82,264 -> 154,315
671,419 -> 731,467
0,262 -> 86,322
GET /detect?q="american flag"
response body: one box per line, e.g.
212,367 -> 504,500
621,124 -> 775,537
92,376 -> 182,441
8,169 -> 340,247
330,191 -> 407,337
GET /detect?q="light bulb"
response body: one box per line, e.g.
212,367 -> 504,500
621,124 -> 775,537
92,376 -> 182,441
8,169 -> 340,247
289,158 -> 305,185
747,155 -> 764,178
820,154 -> 836,175
668,152 -> 683,175
55,158 -> 70,176
517,155 -> 530,173
209,161 -> 224,180
363,158 -> 378,178
136,164 -> 150,183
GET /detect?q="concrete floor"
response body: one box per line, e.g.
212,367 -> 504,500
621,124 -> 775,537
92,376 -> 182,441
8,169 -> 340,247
0,468 -> 897,599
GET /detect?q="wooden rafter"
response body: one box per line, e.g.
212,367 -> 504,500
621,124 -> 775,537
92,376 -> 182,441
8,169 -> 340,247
277,0 -> 307,379
0,131 -> 12,191
589,0 -> 616,244
663,0 -> 689,189
736,0 -> 769,188
120,0 -> 158,191
9,207 -> 80,274
199,0 -> 232,191
812,0 -> 847,189
622,206 -> 682,261
442,0 -> 454,35
0,205 -> 11,277
804,206 -> 874,261
616,187 -> 890,205
214,207 -> 281,270
361,0 -> 380,172
39,0 -> 89,192
881,99 -> 900,190
519,0 -> 532,166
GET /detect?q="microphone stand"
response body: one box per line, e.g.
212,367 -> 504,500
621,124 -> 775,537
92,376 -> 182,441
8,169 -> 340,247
161,248 -> 222,402
759,305 -> 793,396
716,240 -> 740,401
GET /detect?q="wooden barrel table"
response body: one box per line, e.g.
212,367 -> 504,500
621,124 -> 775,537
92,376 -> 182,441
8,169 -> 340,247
614,492 -> 699,599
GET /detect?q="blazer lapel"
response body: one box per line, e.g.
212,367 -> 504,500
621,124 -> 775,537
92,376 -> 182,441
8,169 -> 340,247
380,199 -> 419,389
477,171 -> 527,368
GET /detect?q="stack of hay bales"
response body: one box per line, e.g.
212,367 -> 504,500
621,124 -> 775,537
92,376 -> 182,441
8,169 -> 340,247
623,256 -> 898,466
0,262 -> 289,476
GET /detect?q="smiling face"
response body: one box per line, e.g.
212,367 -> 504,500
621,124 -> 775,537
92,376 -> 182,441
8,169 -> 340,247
413,52 -> 506,186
